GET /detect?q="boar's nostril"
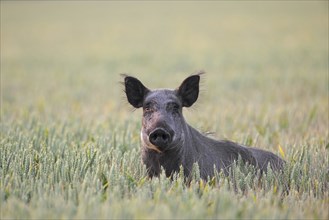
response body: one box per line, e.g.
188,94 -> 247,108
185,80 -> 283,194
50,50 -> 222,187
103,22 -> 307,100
149,128 -> 171,148
162,134 -> 168,141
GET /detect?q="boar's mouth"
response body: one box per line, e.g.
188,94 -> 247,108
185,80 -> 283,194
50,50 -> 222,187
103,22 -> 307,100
141,130 -> 162,153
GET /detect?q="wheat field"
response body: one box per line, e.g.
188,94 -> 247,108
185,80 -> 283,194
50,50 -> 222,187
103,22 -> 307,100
1,1 -> 328,219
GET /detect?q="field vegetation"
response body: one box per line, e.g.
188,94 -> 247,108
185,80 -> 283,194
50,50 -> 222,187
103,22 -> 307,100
1,2 -> 328,219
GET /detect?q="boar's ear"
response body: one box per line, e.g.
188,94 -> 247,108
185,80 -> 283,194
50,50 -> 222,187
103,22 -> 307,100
177,72 -> 203,107
123,75 -> 149,108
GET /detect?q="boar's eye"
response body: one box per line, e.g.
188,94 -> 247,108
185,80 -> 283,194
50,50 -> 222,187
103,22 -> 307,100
167,102 -> 180,114
144,102 -> 153,113
173,103 -> 180,111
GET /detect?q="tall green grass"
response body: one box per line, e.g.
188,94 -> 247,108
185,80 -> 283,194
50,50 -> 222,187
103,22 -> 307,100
1,1 -> 328,219
1,118 -> 328,219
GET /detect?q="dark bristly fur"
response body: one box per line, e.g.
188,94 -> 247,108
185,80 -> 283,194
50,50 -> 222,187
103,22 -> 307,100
123,72 -> 285,179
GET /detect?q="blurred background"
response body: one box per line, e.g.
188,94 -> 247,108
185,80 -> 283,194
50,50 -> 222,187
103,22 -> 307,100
1,1 -> 328,148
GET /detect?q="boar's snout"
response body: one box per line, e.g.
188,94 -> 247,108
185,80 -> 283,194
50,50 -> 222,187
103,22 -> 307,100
149,128 -> 172,149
